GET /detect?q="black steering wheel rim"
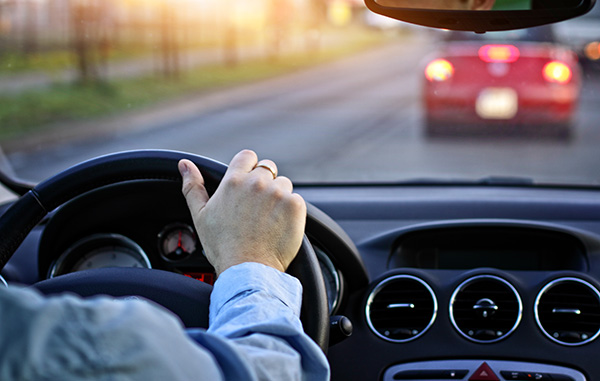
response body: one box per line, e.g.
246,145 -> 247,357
0,150 -> 329,351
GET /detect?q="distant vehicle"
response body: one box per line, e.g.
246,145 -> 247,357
423,25 -> 582,137
554,4 -> 600,70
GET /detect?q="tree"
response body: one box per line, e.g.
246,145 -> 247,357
22,0 -> 38,55
158,2 -> 180,78
0,0 -> 16,58
70,0 -> 107,84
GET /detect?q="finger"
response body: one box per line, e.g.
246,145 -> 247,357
273,175 -> 293,193
253,159 -> 278,180
224,150 -> 258,179
179,159 -> 210,215
290,193 -> 307,218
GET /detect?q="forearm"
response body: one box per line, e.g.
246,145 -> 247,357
0,286 -> 223,381
0,264 -> 329,381
204,262 -> 330,381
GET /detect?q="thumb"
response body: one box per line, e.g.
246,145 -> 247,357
178,159 -> 210,215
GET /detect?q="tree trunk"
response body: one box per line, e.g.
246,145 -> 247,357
22,1 -> 38,55
71,2 -> 97,84
160,4 -> 180,78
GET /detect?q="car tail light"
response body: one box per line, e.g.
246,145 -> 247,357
584,41 -> 600,61
425,59 -> 454,82
543,61 -> 572,84
478,45 -> 520,63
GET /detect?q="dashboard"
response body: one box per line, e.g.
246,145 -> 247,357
3,180 -> 600,380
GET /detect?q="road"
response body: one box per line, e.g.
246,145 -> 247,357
6,33 -> 600,186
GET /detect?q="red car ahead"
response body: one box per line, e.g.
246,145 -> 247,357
423,26 -> 581,137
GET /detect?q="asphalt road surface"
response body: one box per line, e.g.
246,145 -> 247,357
6,33 -> 600,186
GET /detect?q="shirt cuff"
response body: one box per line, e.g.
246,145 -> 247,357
210,262 -> 303,319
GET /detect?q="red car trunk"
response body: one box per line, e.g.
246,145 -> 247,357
424,41 -> 581,134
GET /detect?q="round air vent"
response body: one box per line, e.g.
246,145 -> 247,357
366,275 -> 437,343
535,277 -> 600,346
450,275 -> 522,343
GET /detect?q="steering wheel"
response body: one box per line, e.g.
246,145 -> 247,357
0,150 -> 329,351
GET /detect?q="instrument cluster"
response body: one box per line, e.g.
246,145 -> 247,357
47,222 -> 342,314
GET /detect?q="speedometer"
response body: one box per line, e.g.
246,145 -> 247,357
48,234 -> 151,278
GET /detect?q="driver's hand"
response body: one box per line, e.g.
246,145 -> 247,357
178,150 -> 306,276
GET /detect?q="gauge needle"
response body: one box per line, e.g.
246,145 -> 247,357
177,231 -> 183,250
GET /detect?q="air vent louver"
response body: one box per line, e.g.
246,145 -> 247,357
366,275 -> 437,343
535,277 -> 600,346
450,275 -> 522,343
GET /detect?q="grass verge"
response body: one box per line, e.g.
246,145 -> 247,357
0,28 -> 391,142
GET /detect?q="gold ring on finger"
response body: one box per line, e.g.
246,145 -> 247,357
255,163 -> 277,179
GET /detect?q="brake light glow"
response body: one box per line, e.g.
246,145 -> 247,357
425,59 -> 454,82
584,41 -> 600,61
478,45 -> 520,63
543,61 -> 572,84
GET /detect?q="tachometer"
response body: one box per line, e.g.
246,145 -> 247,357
48,234 -> 151,278
314,246 -> 341,315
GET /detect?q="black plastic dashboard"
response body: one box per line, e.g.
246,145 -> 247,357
3,182 -> 600,380
297,184 -> 600,381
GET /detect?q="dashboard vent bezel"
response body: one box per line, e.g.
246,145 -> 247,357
449,274 -> 523,343
535,277 -> 600,346
365,274 -> 438,343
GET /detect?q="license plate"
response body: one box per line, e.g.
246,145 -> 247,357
475,87 -> 518,120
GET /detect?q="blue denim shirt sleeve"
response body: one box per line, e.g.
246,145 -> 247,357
188,262 -> 330,381
0,263 -> 330,381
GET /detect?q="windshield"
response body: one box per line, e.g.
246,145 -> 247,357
444,25 -> 556,43
0,1 -> 599,186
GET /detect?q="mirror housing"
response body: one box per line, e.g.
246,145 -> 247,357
364,0 -> 596,33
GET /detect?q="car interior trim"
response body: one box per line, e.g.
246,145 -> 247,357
365,274 -> 438,343
534,276 -> 600,346
449,274 -> 523,343
382,359 -> 586,381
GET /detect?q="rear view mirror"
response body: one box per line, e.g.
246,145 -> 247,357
364,0 -> 595,32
